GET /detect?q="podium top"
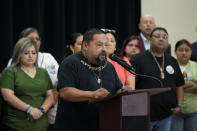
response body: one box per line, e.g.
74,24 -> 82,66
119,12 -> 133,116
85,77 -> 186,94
92,88 -> 171,104
129,88 -> 171,96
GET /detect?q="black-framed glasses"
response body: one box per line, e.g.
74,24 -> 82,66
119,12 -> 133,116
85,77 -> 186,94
100,28 -> 116,33
152,34 -> 168,40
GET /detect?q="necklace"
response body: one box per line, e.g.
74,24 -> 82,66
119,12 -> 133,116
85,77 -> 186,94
80,59 -> 105,87
149,50 -> 165,79
80,60 -> 106,71
92,70 -> 102,88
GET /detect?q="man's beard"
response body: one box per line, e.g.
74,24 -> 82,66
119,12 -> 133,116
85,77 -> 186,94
96,57 -> 106,66
95,51 -> 107,66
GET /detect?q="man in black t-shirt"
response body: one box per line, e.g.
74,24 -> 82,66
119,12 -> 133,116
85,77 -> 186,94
54,28 -> 130,131
131,27 -> 184,131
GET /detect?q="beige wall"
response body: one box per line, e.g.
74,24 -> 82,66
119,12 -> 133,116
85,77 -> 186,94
141,0 -> 197,56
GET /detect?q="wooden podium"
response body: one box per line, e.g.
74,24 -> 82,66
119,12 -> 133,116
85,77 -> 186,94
97,88 -> 170,131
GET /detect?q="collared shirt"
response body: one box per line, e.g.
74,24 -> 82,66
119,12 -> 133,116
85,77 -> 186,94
140,33 -> 150,50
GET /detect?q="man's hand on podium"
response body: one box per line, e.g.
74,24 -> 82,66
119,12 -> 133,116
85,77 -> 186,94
116,86 -> 133,95
88,88 -> 110,103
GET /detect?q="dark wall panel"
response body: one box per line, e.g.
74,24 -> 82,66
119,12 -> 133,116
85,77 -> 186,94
0,0 -> 140,72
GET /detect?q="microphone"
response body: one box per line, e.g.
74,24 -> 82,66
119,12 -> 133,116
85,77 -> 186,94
109,54 -> 164,88
109,54 -> 135,74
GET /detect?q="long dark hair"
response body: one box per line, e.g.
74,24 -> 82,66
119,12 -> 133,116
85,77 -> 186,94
64,33 -> 82,58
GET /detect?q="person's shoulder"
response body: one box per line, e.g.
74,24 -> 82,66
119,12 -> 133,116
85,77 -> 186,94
37,67 -> 51,77
192,42 -> 197,47
105,61 -> 117,72
131,51 -> 150,66
165,53 -> 175,60
3,66 -> 17,72
37,67 -> 48,72
39,52 -> 54,58
132,50 -> 148,59
189,60 -> 197,65
60,52 -> 81,67
192,41 -> 197,44
64,52 -> 80,61
106,61 -> 114,68
1,66 -> 18,76
165,54 -> 179,65
38,52 -> 59,66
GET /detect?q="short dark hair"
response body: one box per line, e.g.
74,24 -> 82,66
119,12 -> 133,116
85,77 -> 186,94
82,28 -> 104,44
150,27 -> 168,37
175,39 -> 192,51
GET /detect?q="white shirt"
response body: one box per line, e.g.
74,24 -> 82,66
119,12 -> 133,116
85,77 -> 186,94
37,52 -> 59,86
140,33 -> 150,50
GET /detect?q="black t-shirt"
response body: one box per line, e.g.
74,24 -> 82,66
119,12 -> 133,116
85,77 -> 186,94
191,42 -> 197,61
130,50 -> 184,121
54,52 -> 122,131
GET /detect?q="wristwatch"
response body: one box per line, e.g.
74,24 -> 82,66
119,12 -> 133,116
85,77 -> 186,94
177,104 -> 183,109
40,107 -> 45,113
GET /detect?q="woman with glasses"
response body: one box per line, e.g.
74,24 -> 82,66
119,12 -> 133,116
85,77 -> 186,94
7,27 -> 59,130
171,39 -> 197,131
101,29 -> 135,90
120,35 -> 144,62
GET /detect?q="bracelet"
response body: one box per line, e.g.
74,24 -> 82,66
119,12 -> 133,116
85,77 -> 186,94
177,104 -> 183,109
27,107 -> 34,114
24,105 -> 30,112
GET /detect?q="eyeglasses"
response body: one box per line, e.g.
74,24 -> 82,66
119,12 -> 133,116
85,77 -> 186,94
177,48 -> 191,53
127,44 -> 139,48
100,28 -> 116,33
152,34 -> 168,40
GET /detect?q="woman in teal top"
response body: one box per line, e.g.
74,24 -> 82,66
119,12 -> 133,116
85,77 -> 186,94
171,39 -> 197,131
0,37 -> 54,131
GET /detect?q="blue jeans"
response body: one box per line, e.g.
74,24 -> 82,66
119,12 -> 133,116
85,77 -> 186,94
171,111 -> 197,131
150,115 -> 173,131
